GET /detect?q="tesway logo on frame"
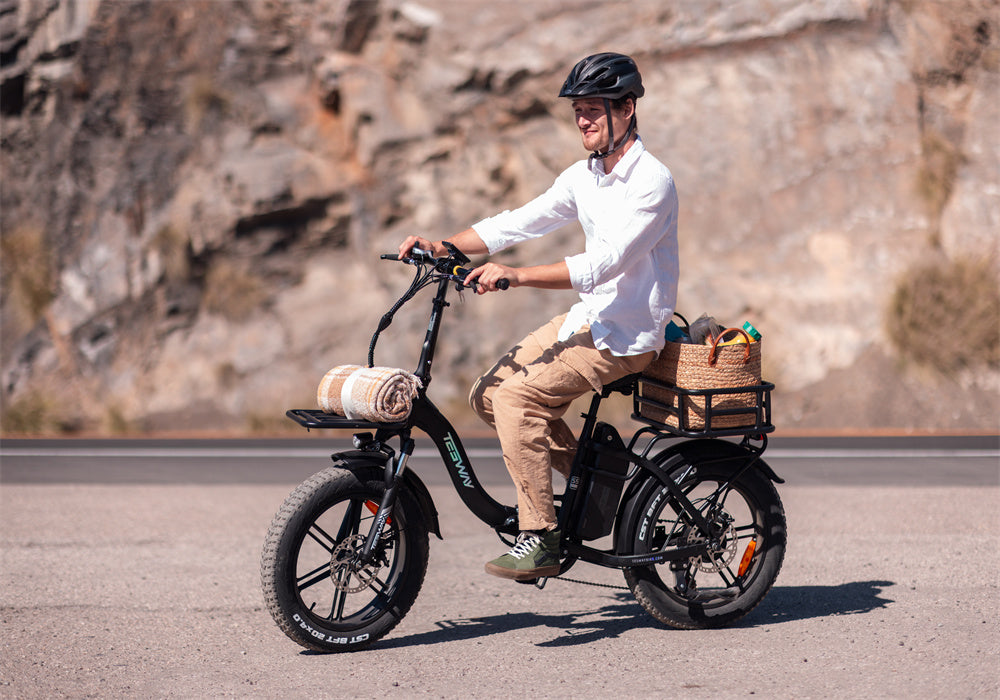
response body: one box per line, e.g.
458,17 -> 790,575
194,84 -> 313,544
444,433 -> 474,488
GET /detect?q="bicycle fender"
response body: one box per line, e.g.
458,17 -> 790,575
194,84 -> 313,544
330,451 -> 443,539
613,439 -> 782,553
664,439 -> 783,484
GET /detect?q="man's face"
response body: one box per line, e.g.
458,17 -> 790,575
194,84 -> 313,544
572,97 -> 633,153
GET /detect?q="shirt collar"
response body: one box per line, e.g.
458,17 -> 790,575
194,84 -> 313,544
589,136 -> 645,182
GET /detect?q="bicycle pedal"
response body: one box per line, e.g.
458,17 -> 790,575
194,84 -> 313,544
513,577 -> 547,590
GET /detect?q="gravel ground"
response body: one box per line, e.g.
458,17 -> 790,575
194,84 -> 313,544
1,482 -> 998,699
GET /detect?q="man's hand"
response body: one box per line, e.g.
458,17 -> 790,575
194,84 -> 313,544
398,235 -> 444,260
464,262 -> 519,294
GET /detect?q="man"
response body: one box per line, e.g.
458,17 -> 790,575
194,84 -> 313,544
398,52 -> 679,580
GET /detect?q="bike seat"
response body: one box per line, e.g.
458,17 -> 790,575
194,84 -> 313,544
602,373 -> 640,397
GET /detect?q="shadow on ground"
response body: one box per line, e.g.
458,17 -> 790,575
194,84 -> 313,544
360,580 -> 896,651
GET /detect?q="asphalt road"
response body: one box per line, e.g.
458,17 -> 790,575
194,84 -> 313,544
1,436 -> 998,698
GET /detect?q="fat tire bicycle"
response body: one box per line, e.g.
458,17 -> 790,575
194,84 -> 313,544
260,243 -> 785,652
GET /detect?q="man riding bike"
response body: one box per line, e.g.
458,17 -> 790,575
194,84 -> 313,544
398,52 -> 679,581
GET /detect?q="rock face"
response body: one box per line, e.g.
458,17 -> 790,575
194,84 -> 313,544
1,0 -> 998,435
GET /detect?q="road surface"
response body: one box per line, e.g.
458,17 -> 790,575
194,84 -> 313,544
1,436 -> 997,698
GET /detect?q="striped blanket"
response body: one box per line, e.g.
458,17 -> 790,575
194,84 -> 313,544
317,365 -> 422,422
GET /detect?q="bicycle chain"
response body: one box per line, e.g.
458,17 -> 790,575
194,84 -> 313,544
552,575 -> 628,591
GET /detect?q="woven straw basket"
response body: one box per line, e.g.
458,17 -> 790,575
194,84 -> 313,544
640,328 -> 762,430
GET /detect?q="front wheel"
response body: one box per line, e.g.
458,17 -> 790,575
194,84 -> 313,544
622,457 -> 785,629
261,466 -> 429,652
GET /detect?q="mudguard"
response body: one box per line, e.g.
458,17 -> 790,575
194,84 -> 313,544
613,438 -> 782,553
330,451 -> 442,539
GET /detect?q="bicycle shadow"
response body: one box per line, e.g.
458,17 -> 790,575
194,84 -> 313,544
745,579 -> 896,625
367,580 -> 895,651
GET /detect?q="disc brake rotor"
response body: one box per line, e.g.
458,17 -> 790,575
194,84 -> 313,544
684,512 -> 738,573
330,534 -> 382,593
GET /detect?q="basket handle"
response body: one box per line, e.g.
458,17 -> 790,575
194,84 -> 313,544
708,328 -> 752,365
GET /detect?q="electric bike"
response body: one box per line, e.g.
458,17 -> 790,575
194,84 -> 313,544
260,243 -> 785,652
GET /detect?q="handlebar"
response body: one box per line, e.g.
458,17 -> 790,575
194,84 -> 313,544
381,247 -> 509,291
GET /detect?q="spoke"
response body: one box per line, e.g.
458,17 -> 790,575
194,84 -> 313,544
329,575 -> 349,621
335,500 -> 363,542
307,522 -> 338,553
716,563 -> 737,588
318,562 -> 354,621
367,573 -> 393,604
298,562 -> 333,591
352,575 -> 395,622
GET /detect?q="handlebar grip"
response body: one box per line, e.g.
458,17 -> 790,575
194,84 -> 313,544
381,253 -> 401,261
452,265 -> 509,291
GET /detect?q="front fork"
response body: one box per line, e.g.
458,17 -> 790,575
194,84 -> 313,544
359,433 -> 415,564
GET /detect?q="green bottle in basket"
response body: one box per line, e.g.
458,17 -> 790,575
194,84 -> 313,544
717,321 -> 762,347
742,321 -> 762,342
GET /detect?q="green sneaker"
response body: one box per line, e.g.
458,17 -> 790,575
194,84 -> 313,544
485,530 -> 561,581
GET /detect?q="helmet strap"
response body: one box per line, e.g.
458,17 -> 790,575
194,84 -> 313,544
603,98 -> 615,160
588,103 -> 637,168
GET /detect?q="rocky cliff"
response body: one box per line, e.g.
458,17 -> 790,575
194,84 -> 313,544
1,0 -> 998,435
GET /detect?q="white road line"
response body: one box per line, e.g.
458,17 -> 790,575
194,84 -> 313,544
1,448 -> 997,459
0,448 -> 499,459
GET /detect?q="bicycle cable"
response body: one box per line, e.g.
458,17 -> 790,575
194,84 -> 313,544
367,263 -> 429,367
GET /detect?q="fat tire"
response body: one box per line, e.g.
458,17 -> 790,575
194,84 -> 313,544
623,460 -> 785,629
261,466 -> 429,652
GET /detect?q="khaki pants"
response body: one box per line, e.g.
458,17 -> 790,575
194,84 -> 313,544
469,314 -> 655,532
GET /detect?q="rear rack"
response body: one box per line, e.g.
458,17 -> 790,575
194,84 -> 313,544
285,409 -> 408,431
633,376 -> 775,438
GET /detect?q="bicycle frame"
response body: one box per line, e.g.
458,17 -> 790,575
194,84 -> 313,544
287,251 -> 780,572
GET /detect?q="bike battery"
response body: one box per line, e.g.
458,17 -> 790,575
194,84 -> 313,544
576,422 -> 631,540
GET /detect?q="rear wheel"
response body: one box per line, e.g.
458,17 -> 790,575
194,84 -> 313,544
261,466 -> 429,652
623,457 -> 785,629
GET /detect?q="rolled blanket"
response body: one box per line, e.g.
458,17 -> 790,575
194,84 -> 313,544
317,365 -> 422,422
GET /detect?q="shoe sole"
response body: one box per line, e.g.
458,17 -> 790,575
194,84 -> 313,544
484,562 -> 561,581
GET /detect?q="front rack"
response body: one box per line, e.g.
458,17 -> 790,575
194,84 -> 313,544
285,409 -> 407,431
632,376 -> 774,438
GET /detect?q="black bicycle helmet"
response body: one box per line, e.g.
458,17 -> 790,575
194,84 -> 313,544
558,52 -> 644,101
559,53 -> 644,162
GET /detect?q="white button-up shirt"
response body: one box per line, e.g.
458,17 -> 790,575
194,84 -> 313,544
472,137 -> 679,356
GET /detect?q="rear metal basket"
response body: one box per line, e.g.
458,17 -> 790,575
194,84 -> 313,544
633,375 -> 775,438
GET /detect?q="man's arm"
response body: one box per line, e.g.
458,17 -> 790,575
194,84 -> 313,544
397,229 -> 572,294
465,260 -> 572,294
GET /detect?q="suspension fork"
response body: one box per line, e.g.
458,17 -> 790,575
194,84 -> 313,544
359,433 -> 416,564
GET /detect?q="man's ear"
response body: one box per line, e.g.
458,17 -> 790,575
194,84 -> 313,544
621,97 -> 636,120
